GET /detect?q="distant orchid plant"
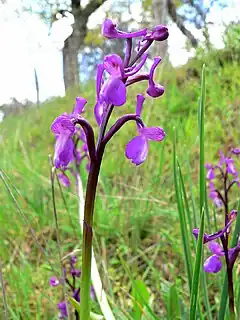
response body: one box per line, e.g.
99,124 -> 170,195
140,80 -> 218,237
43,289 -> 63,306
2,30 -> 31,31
51,18 -> 169,319
193,149 -> 240,315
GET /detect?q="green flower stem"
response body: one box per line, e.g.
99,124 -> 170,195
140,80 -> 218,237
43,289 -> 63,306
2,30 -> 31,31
80,106 -> 114,320
80,160 -> 101,320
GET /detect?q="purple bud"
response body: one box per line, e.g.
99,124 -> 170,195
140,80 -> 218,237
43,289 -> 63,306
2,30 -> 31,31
144,25 -> 169,41
146,57 -> 164,98
57,301 -> 68,318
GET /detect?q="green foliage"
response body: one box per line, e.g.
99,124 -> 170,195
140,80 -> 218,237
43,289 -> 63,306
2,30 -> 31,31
1,51 -> 240,319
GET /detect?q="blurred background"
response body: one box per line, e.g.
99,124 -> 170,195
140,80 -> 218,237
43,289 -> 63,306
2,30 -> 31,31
0,0 -> 240,319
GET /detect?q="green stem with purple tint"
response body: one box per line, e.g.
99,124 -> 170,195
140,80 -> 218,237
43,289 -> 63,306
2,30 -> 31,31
79,108 -> 145,319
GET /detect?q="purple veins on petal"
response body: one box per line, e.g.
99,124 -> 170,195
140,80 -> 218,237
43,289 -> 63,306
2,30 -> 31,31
104,54 -> 124,78
144,25 -> 169,41
125,135 -> 149,166
57,172 -> 70,188
146,57 -> 165,98
204,255 -> 222,273
102,18 -> 147,39
73,97 -> 87,114
49,276 -> 59,287
51,115 -> 75,136
139,126 -> 165,141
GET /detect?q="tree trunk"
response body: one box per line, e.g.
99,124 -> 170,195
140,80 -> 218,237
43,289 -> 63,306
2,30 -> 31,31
62,30 -> 80,92
152,0 -> 168,59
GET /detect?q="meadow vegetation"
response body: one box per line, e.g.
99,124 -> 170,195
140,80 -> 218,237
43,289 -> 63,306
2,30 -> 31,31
0,43 -> 240,319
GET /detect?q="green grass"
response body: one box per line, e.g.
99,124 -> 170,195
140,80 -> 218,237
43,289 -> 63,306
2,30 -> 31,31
1,60 -> 240,319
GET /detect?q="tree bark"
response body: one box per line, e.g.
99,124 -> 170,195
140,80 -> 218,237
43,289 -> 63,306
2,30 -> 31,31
62,30 -> 80,91
152,0 -> 168,59
62,0 -> 107,91
167,0 -> 199,48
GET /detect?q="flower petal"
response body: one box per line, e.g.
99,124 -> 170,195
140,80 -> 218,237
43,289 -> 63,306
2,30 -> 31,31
54,135 -> 74,169
136,94 -> 145,117
104,54 -> 124,78
139,126 -> 165,141
101,77 -> 126,106
94,101 -> 104,126
125,136 -> 148,166
73,97 -> 87,114
51,115 -> 75,136
208,242 -> 225,256
57,172 -> 70,188
204,255 -> 222,273
146,57 -> 165,98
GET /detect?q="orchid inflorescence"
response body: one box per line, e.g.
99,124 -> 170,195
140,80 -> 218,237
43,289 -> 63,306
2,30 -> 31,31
193,148 -> 240,313
50,18 -> 169,319
49,256 -> 95,319
51,18 -> 168,172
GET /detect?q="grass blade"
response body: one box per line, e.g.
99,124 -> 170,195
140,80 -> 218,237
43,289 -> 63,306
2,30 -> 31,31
173,129 -> 193,291
190,64 -> 206,320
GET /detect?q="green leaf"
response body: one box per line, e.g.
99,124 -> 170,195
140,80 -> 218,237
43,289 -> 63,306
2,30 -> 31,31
167,284 -> 181,320
131,280 -> 150,320
68,297 -> 104,320
190,64 -> 206,320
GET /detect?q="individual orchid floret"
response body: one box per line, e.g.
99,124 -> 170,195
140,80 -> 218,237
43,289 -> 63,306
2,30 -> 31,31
146,57 -> 164,98
102,18 -> 147,39
125,95 -> 165,165
232,148 -> 240,155
225,157 -> 237,175
57,172 -> 70,188
49,276 -> 59,287
193,210 -> 237,243
144,25 -> 169,41
51,115 -> 75,169
57,301 -> 68,319
205,163 -> 215,180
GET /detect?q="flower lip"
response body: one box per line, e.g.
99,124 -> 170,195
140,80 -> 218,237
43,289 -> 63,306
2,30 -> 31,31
204,254 -> 222,273
51,115 -> 75,136
104,54 -> 124,78
102,18 -> 147,39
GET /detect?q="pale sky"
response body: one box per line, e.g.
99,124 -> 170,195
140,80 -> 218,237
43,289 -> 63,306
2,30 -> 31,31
0,0 -> 239,106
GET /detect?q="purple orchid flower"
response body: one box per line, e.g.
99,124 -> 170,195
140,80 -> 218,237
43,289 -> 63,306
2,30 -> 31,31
49,276 -> 59,287
73,97 -> 87,115
57,301 -> 68,318
51,115 -> 75,169
193,210 -> 237,244
57,172 -> 70,188
125,94 -> 165,165
102,18 -> 147,39
146,57 -> 165,98
232,148 -> 240,155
